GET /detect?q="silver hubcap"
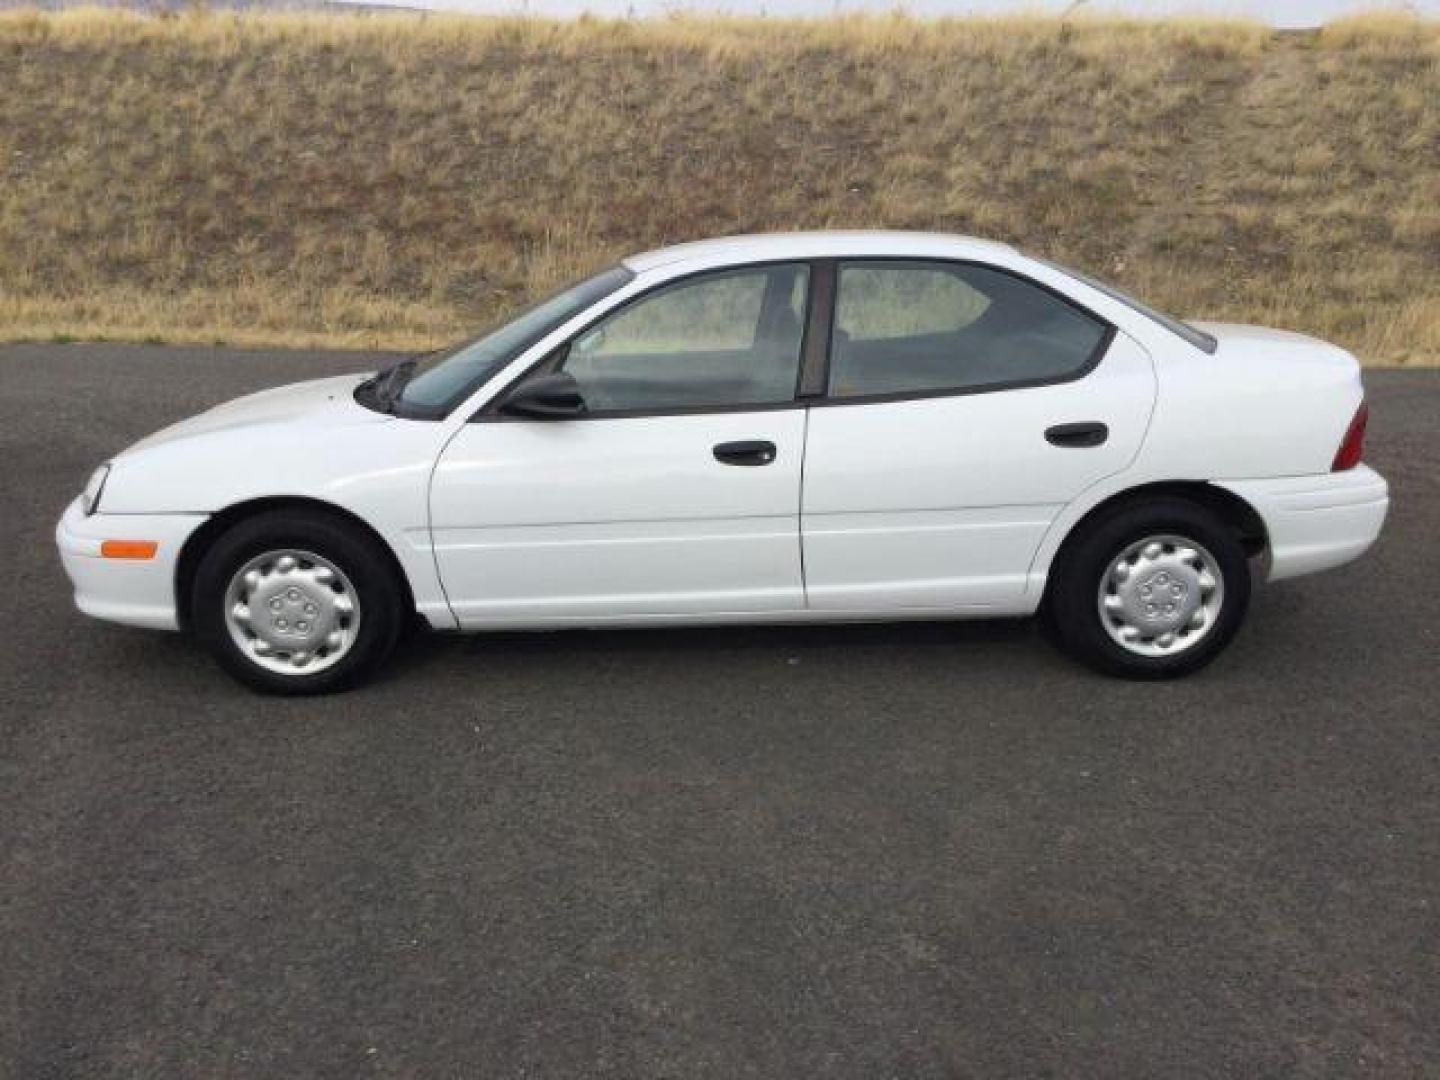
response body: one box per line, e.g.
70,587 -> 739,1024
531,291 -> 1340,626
1097,534 -> 1224,658
224,549 -> 360,675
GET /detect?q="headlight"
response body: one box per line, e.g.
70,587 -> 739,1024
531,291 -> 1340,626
80,464 -> 110,516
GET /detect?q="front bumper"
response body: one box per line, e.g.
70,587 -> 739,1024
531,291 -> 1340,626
1214,464 -> 1389,582
55,497 -> 208,630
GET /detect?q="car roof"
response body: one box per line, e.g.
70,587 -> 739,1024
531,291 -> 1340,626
622,230 -> 1019,274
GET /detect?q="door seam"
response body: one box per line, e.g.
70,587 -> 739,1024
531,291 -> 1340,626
798,405 -> 812,608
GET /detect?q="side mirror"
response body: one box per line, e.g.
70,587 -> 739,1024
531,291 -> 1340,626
498,372 -> 588,420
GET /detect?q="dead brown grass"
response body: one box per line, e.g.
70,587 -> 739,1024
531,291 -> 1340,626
0,8 -> 1436,362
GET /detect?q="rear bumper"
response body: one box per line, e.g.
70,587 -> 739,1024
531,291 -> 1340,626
1214,465 -> 1389,582
55,497 -> 207,630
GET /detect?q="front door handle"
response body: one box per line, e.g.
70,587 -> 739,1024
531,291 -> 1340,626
713,440 -> 777,467
1045,422 -> 1109,448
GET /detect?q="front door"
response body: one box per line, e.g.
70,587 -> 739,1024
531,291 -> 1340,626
430,262 -> 812,626
800,259 -> 1157,611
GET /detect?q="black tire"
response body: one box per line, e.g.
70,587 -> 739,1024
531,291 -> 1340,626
1044,497 -> 1252,680
191,509 -> 406,695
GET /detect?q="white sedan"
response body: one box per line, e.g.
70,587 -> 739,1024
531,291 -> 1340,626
57,232 -> 1389,693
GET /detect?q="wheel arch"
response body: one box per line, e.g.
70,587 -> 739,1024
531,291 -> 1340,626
174,496 -> 419,631
1038,480 -> 1268,602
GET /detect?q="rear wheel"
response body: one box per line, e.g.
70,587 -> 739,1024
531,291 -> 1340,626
1045,498 -> 1252,679
192,509 -> 405,694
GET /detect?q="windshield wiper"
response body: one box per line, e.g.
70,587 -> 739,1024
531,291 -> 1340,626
355,349 -> 443,415
374,357 -> 418,410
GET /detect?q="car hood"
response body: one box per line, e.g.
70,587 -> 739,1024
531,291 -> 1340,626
122,373 -> 385,456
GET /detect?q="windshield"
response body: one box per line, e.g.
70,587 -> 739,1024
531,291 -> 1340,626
1032,255 -> 1217,354
384,265 -> 634,416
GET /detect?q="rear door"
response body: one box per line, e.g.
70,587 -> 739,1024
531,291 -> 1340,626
800,259 -> 1156,611
430,262 -> 813,626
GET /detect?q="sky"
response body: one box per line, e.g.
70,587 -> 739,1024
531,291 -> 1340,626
334,0 -> 1437,26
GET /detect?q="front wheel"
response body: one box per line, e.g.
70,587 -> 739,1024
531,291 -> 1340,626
1044,498 -> 1252,679
192,509 -> 405,694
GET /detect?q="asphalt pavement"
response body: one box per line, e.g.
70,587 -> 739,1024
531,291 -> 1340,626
2,344 -> 1437,1077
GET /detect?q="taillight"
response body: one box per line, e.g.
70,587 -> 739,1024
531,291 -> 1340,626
1332,401 -> 1368,471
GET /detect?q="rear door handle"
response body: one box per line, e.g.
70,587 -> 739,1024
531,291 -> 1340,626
713,440 -> 777,466
1045,422 -> 1109,448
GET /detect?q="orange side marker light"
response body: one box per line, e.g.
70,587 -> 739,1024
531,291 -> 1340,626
100,540 -> 158,560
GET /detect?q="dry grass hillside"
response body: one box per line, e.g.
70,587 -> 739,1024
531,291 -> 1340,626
0,9 -> 1437,362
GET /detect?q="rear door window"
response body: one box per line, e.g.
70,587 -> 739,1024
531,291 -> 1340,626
829,261 -> 1109,398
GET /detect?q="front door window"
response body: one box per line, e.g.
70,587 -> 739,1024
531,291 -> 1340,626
559,263 -> 810,413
